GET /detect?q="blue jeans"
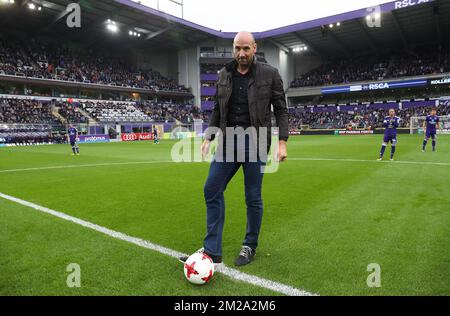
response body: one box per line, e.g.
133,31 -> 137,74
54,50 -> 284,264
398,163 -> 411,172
203,139 -> 265,256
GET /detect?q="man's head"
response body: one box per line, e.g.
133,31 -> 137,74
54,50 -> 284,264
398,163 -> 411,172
431,108 -> 437,116
233,31 -> 257,68
389,109 -> 395,117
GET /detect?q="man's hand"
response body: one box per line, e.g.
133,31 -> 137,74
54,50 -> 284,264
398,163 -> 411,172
201,140 -> 211,160
276,140 -> 288,162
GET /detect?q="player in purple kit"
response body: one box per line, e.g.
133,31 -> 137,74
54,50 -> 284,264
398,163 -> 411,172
379,109 -> 400,161
422,108 -> 440,152
67,124 -> 80,156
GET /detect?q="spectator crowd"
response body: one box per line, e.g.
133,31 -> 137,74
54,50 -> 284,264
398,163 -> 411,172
0,38 -> 190,93
0,97 -> 210,126
289,103 -> 450,130
58,104 -> 89,124
137,101 -> 209,124
0,98 -> 60,124
290,48 -> 450,88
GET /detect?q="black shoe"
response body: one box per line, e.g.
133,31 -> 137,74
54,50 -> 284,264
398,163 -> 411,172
178,248 -> 222,264
234,246 -> 256,267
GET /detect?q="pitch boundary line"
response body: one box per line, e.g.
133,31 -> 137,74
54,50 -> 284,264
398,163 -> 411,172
0,192 -> 317,297
1,157 -> 450,174
289,157 -> 450,166
0,161 -> 175,174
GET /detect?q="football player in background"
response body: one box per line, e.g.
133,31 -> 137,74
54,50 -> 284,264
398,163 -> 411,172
422,108 -> 440,152
67,124 -> 80,155
379,109 -> 400,161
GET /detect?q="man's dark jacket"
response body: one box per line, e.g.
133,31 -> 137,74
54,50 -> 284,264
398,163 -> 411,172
205,58 -> 289,154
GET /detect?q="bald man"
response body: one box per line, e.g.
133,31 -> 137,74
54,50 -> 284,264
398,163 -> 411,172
180,31 -> 289,267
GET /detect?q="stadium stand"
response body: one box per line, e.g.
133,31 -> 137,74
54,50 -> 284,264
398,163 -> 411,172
289,102 -> 450,130
0,97 -> 209,127
290,47 -> 450,88
0,37 -> 189,93
136,101 -> 209,124
0,97 -> 64,144
80,101 -> 152,123
0,124 -> 65,145
0,98 -> 60,125
57,103 -> 90,124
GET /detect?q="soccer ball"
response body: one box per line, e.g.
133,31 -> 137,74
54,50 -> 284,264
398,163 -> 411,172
183,252 -> 215,285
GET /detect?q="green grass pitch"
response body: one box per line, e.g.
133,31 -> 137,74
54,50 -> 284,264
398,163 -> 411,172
1,135 -> 449,296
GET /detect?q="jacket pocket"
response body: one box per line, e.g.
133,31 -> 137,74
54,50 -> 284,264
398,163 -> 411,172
256,80 -> 272,99
256,104 -> 271,126
217,83 -> 227,98
217,76 -> 230,97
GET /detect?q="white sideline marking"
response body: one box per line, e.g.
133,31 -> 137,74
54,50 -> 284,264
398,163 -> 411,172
1,157 -> 450,174
289,157 -> 450,166
0,192 -> 316,297
0,161 -> 175,174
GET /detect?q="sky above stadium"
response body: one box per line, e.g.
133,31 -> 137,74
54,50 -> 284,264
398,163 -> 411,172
134,0 -> 394,32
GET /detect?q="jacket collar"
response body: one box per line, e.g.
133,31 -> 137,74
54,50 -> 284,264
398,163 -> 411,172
225,56 -> 257,75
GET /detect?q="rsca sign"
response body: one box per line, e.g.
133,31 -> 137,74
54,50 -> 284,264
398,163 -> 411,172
363,83 -> 390,91
394,0 -> 431,10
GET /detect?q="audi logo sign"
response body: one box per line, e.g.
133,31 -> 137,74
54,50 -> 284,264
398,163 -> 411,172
121,133 -> 153,142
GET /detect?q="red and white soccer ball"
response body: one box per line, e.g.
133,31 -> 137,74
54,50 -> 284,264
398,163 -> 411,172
183,252 -> 215,285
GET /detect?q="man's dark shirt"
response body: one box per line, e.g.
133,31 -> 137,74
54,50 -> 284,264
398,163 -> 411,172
227,67 -> 252,128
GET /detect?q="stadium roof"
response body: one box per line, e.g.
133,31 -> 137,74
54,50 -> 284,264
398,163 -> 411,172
111,0 -> 450,57
0,0 -> 217,49
1,0 -> 448,54
265,0 -> 450,57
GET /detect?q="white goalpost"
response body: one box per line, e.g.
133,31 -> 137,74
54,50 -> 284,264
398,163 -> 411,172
410,116 -> 450,135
